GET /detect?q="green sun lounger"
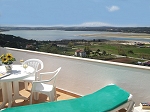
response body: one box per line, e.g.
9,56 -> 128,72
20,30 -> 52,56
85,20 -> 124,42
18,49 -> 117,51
1,84 -> 134,112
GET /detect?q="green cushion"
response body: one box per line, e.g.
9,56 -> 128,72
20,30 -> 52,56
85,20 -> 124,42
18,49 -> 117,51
1,84 -> 130,112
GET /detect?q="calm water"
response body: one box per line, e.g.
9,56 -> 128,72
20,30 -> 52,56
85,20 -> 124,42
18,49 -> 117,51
2,30 -> 150,42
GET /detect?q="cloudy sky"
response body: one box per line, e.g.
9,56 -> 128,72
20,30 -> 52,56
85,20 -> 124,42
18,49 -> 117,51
0,0 -> 150,27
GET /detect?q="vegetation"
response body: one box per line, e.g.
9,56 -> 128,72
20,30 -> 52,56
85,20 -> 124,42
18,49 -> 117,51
0,33 -> 150,65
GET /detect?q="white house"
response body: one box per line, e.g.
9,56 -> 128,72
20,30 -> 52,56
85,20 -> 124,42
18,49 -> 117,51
75,50 -> 86,57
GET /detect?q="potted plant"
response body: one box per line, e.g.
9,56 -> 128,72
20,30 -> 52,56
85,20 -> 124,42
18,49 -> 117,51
0,53 -> 16,72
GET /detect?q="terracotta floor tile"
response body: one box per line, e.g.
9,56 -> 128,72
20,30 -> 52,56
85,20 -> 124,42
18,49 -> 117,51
0,82 -> 76,109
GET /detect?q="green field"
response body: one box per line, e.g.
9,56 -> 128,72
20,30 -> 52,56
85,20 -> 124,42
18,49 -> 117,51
64,41 -> 150,62
39,40 -> 150,64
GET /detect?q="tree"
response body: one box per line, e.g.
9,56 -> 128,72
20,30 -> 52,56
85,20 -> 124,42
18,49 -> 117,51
96,49 -> 100,53
68,42 -> 74,47
118,48 -> 127,56
96,49 -> 100,55
40,44 -> 59,53
128,50 -> 134,54
102,50 -> 106,55
84,46 -> 91,56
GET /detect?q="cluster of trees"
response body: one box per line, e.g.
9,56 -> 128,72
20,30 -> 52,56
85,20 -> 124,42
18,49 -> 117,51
84,47 -> 107,57
39,43 -> 65,54
118,48 -> 134,56
0,34 -> 37,49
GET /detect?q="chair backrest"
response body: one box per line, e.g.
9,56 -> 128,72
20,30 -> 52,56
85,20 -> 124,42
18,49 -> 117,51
23,59 -> 44,80
39,67 -> 61,86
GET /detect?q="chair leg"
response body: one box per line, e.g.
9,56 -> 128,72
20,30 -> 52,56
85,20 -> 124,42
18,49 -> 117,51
48,92 -> 54,102
53,87 -> 57,101
126,101 -> 135,112
25,82 -> 28,90
30,92 -> 33,104
34,92 -> 39,100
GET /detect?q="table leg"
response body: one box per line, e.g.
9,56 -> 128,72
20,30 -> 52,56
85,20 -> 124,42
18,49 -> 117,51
12,81 -> 28,102
0,82 -> 8,109
6,82 -> 13,107
34,92 -> 39,100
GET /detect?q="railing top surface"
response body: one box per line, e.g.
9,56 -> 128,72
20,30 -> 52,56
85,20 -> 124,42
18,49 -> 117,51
4,47 -> 150,70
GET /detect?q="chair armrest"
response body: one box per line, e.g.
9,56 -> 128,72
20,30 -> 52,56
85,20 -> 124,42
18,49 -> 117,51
32,80 -> 50,84
40,71 -> 55,75
39,67 -> 61,75
36,68 -> 43,73
34,67 -> 61,84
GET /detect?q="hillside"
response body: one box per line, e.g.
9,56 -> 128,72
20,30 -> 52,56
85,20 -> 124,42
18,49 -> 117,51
0,34 -> 37,49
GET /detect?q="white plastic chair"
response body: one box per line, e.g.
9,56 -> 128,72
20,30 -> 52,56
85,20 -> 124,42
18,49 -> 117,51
22,59 -> 44,90
30,67 -> 61,104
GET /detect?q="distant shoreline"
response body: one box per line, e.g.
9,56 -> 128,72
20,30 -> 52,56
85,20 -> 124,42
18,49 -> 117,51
1,30 -> 150,42
79,32 -> 150,39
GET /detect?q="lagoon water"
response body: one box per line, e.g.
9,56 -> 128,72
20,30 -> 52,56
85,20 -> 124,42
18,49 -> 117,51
2,30 -> 150,42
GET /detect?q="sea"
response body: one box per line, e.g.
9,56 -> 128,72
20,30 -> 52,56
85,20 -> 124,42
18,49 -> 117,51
1,30 -> 150,42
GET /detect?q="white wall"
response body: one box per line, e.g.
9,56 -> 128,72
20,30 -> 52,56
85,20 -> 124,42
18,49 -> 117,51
1,47 -> 150,106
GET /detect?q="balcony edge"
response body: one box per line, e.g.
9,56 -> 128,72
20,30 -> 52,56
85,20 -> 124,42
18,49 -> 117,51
5,47 -> 150,70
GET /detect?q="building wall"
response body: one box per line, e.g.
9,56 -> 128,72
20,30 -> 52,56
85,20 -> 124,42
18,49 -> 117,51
1,47 -> 150,106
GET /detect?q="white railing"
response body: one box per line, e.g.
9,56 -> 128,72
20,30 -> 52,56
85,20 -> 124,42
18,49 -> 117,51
0,47 -> 150,106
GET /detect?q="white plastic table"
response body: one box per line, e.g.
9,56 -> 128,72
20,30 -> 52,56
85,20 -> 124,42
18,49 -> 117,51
0,65 -> 35,109
134,106 -> 150,112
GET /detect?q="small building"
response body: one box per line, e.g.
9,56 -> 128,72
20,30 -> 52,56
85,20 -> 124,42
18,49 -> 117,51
75,50 -> 86,57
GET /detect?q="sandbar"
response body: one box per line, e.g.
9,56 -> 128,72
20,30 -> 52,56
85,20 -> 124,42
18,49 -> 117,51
79,32 -> 150,38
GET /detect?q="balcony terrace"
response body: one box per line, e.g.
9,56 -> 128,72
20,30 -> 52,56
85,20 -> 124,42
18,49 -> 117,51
0,47 -> 150,111
0,82 -> 78,108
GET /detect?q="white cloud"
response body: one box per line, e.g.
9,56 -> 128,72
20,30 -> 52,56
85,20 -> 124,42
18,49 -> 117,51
106,6 -> 120,12
78,22 -> 112,27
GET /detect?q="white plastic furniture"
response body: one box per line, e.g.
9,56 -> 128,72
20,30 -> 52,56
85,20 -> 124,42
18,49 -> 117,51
0,83 -> 1,89
30,67 -> 61,104
133,106 -> 150,112
22,59 -> 44,90
0,65 -> 35,109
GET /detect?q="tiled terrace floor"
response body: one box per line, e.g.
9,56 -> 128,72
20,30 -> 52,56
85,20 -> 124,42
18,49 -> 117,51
0,82 -> 77,109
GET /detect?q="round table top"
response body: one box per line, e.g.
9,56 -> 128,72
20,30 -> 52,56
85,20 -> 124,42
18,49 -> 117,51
0,65 -> 35,82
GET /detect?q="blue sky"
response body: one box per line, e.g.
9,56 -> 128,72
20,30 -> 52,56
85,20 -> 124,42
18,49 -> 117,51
0,0 -> 150,27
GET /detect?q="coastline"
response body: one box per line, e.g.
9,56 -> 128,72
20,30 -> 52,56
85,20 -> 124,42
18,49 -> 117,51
1,30 -> 150,43
79,32 -> 150,39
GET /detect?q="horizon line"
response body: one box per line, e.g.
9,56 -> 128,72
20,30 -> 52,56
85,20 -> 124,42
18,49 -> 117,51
1,25 -> 150,28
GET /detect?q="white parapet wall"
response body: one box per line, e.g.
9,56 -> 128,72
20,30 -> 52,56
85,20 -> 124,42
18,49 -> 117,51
0,47 -> 150,106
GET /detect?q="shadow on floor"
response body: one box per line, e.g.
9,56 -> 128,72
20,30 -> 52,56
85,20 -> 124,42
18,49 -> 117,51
0,82 -> 63,109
